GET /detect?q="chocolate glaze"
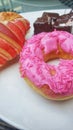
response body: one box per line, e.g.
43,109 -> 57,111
33,10 -> 73,34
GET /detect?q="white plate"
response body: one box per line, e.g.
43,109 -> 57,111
0,9 -> 73,130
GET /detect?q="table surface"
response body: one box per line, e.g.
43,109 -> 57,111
12,0 -> 68,12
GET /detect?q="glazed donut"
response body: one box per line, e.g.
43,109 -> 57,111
0,11 -> 30,69
19,30 -> 73,100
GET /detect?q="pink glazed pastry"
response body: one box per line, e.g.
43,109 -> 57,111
19,30 -> 73,100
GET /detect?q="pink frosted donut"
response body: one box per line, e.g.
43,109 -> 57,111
19,30 -> 73,100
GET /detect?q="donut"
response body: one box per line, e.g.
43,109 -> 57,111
19,30 -> 73,100
0,11 -> 30,69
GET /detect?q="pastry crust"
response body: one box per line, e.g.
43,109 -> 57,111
0,11 -> 30,69
0,11 -> 22,22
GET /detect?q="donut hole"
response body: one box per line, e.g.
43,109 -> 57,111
44,48 -> 73,76
47,58 -> 60,66
46,58 -> 60,76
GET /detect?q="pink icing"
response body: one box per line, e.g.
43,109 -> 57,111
19,30 -> 73,95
